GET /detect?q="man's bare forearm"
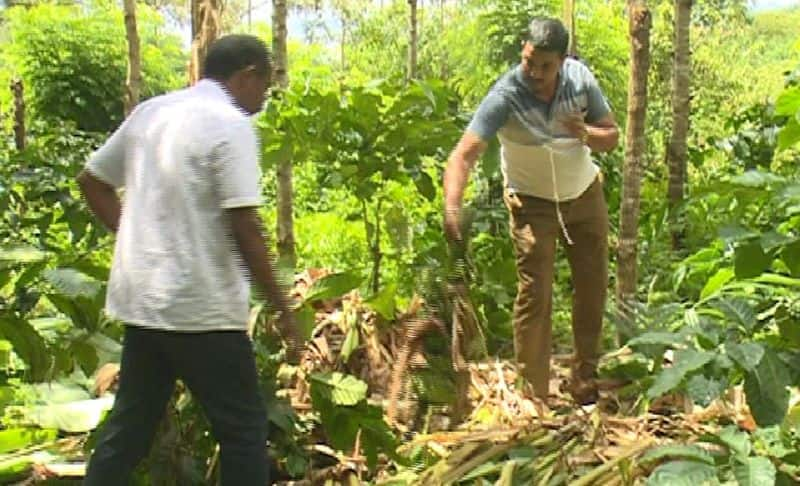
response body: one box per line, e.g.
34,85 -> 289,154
586,124 -> 619,153
443,155 -> 472,210
77,170 -> 121,233
228,208 -> 292,315
443,134 -> 485,210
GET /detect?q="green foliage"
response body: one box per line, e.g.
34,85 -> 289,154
2,2 -> 184,132
309,372 -> 402,471
644,425 -> 793,485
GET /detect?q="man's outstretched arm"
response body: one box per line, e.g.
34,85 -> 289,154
443,132 -> 487,241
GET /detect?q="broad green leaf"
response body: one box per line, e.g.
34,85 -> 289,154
734,241 -> 771,279
640,444 -> 715,465
716,426 -> 752,458
0,428 -> 58,454
0,247 -> 47,264
744,352 -> 791,427
45,293 -> 102,332
778,118 -> 800,150
71,340 -> 99,376
599,352 -> 650,381
309,372 -> 368,406
14,382 -> 91,405
775,86 -> 800,116
779,241 -> 800,277
727,342 -> 765,372
294,304 -> 316,341
647,350 -> 715,399
304,272 -> 362,303
628,332 -> 686,349
0,455 -> 33,483
760,232 -> 795,252
9,395 -> 114,433
716,298 -> 757,331
43,268 -> 102,298
645,460 -> 719,486
340,327 -> 359,363
687,375 -> 724,407
413,172 -> 436,201
0,317 -> 51,382
733,456 -> 776,486
364,283 -> 397,320
719,225 -> 758,244
701,268 -> 735,300
730,171 -> 784,188
754,273 -> 800,288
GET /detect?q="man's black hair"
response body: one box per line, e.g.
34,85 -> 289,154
527,17 -> 569,56
203,34 -> 272,80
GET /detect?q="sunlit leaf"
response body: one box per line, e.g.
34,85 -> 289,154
647,350 -> 715,399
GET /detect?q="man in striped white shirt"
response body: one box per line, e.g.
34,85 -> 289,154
444,17 -> 619,405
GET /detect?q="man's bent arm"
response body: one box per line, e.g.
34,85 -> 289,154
586,113 -> 619,153
77,170 -> 122,233
228,207 -> 292,315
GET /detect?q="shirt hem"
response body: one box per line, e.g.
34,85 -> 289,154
117,318 -> 248,333
221,197 -> 262,209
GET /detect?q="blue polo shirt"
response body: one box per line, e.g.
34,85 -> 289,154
466,59 -> 612,201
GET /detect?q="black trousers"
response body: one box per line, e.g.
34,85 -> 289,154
83,325 -> 269,485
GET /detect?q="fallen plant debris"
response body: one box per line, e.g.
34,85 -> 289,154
9,269 -> 800,485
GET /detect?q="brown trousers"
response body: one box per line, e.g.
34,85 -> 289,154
504,176 -> 608,399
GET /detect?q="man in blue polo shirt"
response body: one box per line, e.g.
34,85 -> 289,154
443,17 -> 619,405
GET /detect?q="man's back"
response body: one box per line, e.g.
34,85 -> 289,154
87,80 -> 263,331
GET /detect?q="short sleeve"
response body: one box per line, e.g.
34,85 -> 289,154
466,91 -> 511,142
85,117 -> 131,188
210,119 -> 263,209
583,70 -> 612,124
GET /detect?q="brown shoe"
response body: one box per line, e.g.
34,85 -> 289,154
566,378 -> 599,405
566,361 -> 599,405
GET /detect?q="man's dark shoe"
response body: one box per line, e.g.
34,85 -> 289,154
565,377 -> 599,406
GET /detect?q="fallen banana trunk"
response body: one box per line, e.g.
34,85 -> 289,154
377,415 -> 669,485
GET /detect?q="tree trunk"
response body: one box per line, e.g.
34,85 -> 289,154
272,0 -> 289,88
615,0 -> 651,341
189,0 -> 221,85
563,0 -> 577,56
10,79 -> 25,151
273,0 -> 295,270
123,0 -> 142,116
667,0 -> 692,250
407,0 -> 418,81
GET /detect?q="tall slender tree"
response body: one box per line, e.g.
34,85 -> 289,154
123,0 -> 142,115
563,0 -> 577,56
667,0 -> 692,250
407,0 -> 419,81
273,0 -> 296,269
616,0 -> 651,341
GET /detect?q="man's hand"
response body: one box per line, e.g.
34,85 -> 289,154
561,112 -> 620,153
561,111 -> 589,143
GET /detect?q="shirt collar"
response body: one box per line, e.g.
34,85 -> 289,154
195,78 -> 238,107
